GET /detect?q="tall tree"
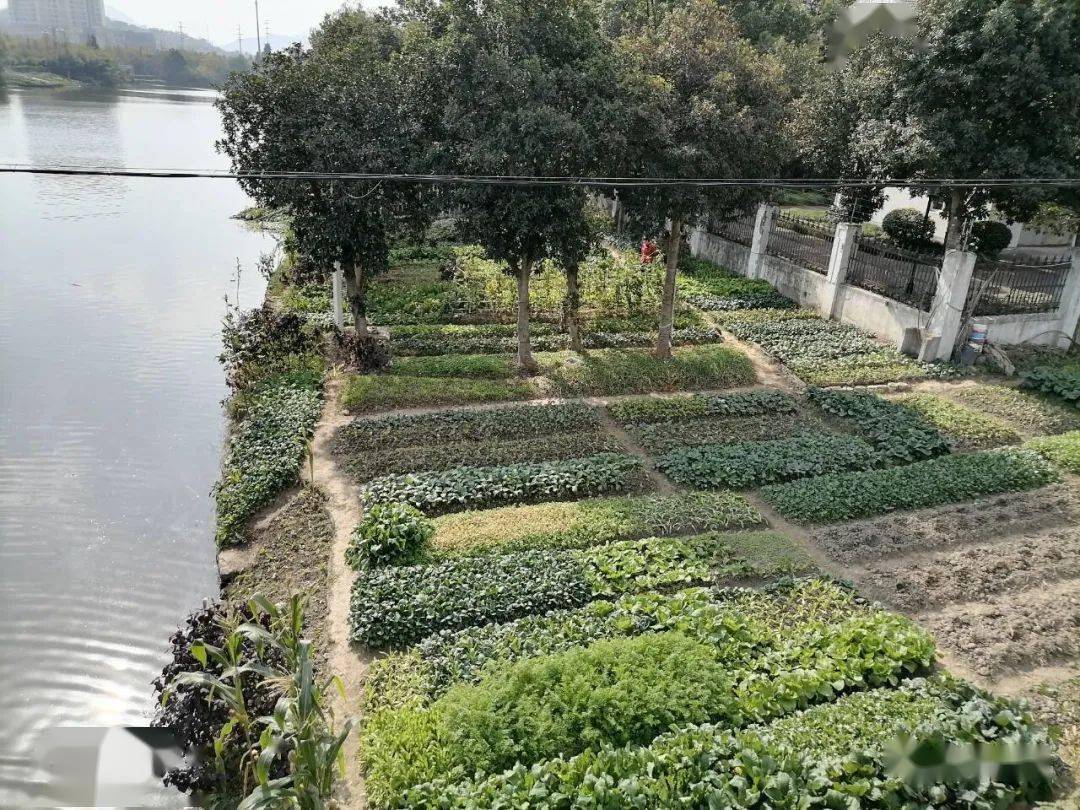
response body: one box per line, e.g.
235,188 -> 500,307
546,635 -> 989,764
613,0 -> 791,358
402,0 -> 621,372
217,10 -> 431,334
855,0 -> 1080,249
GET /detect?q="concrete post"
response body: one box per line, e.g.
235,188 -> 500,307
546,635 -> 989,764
918,250 -> 976,362
1054,247 -> 1080,348
822,223 -> 859,319
747,203 -> 778,280
332,261 -> 344,330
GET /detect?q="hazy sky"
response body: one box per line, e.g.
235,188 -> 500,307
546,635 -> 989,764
106,0 -> 385,47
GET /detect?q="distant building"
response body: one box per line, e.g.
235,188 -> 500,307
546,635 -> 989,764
7,0 -> 105,41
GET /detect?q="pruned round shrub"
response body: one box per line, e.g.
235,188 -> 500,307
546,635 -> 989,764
347,502 -> 434,568
970,220 -> 1012,257
882,207 -> 935,249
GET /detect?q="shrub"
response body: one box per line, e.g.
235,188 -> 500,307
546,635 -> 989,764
608,390 -> 796,424
541,345 -> 756,396
386,353 -> 516,379
809,387 -> 949,463
762,447 -> 1058,523
882,207 -> 935,249
333,402 -> 599,452
346,503 -> 434,568
970,220 -> 1013,257
658,433 -> 878,489
339,374 -> 532,413
951,384 -> 1080,434
894,392 -> 1019,450
359,453 -> 645,515
215,373 -> 323,546
335,330 -> 391,373
1025,430 -> 1080,474
428,491 -> 764,557
1021,366 -> 1080,407
336,431 -> 624,484
220,304 -> 325,392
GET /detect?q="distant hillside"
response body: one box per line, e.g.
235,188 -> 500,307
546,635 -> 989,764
219,34 -> 307,54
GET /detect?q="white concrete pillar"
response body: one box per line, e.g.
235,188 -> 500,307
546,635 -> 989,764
1054,247 -> 1080,348
332,261 -> 344,330
918,250 -> 976,362
822,222 -> 859,319
747,203 -> 778,280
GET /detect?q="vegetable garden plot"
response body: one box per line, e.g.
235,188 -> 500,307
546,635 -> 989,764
608,389 -> 796,425
1027,430 -> 1080,473
949,383 -> 1080,436
892,392 -> 1020,451
628,411 -> 823,454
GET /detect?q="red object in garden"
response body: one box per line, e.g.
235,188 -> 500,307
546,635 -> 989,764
640,239 -> 659,264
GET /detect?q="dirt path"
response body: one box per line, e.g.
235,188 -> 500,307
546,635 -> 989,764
306,373 -> 369,808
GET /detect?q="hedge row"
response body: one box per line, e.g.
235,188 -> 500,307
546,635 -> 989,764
337,430 -> 623,483
214,372 -> 323,546
333,401 -> 600,453
359,453 -> 645,515
762,447 -> 1058,523
893,392 -> 1019,450
363,610 -> 935,804
397,677 -> 1050,809
428,491 -> 764,557
608,389 -> 796,425
658,432 -> 878,489
349,532 -> 806,647
809,387 -> 949,464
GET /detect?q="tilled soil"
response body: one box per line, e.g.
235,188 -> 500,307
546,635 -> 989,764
916,579 -> 1080,678
850,528 -> 1080,612
812,484 -> 1078,565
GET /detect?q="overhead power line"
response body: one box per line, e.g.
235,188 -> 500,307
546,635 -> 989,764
1,164 -> 1078,188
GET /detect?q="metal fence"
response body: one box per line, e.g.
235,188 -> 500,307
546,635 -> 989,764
845,235 -> 942,311
966,252 -> 1072,316
709,214 -> 756,247
765,214 -> 835,274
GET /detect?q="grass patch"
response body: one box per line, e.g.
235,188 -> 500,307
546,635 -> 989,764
339,374 -> 532,413
893,392 -> 1020,450
762,447 -> 1058,523
540,344 -> 756,396
950,384 -> 1080,435
428,491 -> 763,557
1025,430 -> 1080,474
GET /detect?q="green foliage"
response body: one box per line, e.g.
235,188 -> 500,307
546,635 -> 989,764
333,402 -> 599,452
882,207 -> 936,249
608,389 -> 796,424
386,353 -> 516,380
970,220 -> 1013,257
763,447 -> 1058,523
1022,367 -> 1080,408
951,384 -> 1080,435
336,431 -> 624,484
680,263 -> 796,311
429,492 -> 764,557
368,281 -> 460,325
659,432 -> 878,489
360,453 -> 645,515
215,373 -> 324,546
894,392 -> 1020,450
339,374 -> 532,413
346,503 -> 434,568
1025,430 -> 1080,474
630,412 -> 816,454
809,387 -> 950,464
581,536 -> 714,595
542,345 -> 756,396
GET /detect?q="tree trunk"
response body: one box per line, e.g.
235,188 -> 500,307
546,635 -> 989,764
515,259 -> 539,374
565,262 -> 583,353
345,261 -> 370,336
656,217 -> 682,360
944,188 -> 966,251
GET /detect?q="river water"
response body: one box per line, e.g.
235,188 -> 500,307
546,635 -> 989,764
0,86 -> 269,803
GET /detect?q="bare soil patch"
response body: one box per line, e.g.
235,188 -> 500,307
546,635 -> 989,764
811,484 -> 1078,565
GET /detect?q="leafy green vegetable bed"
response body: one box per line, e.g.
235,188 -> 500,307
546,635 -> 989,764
762,447 -> 1058,523
950,384 -> 1080,435
1021,366 -> 1080,409
607,389 -> 795,424
629,412 -> 819,454
893,392 -> 1020,450
809,387 -> 949,463
540,344 -> 756,396
1026,430 -> 1080,474
658,432 -> 878,488
359,453 -> 646,515
428,491 -> 764,558
339,374 -> 533,412
215,372 -> 323,546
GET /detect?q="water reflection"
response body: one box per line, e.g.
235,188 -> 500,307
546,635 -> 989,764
0,87 -> 268,804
